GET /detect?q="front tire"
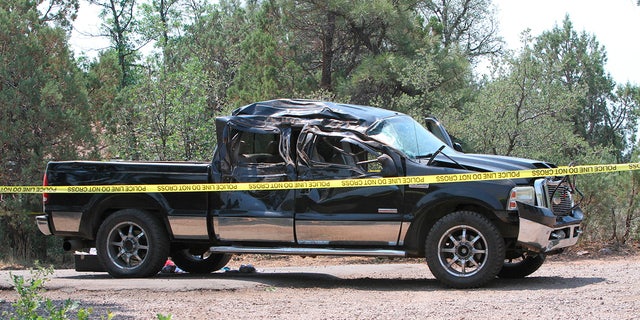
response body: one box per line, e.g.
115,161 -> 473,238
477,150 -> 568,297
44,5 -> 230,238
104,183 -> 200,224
498,253 -> 546,278
171,248 -> 232,274
425,211 -> 505,288
96,209 -> 169,278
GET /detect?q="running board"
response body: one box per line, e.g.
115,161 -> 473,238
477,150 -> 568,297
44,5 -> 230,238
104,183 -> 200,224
209,246 -> 407,257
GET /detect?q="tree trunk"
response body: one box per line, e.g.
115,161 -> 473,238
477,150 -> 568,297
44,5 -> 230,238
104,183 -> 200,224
320,11 -> 336,90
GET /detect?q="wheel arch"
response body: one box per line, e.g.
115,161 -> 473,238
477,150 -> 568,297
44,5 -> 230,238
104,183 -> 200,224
81,193 -> 173,241
403,197 -> 511,257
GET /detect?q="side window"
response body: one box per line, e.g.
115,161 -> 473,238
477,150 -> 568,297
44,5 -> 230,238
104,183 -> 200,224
230,129 -> 283,164
310,136 -> 351,165
308,135 -> 381,174
362,151 -> 383,173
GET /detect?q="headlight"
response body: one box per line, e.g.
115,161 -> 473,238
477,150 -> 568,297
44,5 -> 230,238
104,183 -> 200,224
507,186 -> 535,210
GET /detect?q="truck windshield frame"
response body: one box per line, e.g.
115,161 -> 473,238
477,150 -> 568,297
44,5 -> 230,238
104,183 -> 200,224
367,115 -> 453,159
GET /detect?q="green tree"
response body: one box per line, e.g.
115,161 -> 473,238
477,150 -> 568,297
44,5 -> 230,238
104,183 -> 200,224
181,0 -> 248,111
38,0 -> 79,31
130,57 -> 214,161
389,43 -> 473,119
417,0 -> 503,60
609,84 -> 640,161
533,16 -> 634,160
528,17 -> 640,242
138,0 -> 181,66
0,0 -> 96,262
444,38 -> 586,165
227,0 -> 307,105
284,0 -> 423,103
103,0 -> 231,160
90,0 -> 143,87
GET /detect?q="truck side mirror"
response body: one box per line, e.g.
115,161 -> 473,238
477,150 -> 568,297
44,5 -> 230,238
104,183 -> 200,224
378,154 -> 398,177
425,116 -> 459,151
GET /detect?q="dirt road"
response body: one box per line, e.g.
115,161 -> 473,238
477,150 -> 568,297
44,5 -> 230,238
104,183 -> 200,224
0,254 -> 638,319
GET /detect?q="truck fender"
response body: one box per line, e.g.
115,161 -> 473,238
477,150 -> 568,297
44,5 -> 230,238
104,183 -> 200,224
82,193 -> 173,240
401,185 -> 510,256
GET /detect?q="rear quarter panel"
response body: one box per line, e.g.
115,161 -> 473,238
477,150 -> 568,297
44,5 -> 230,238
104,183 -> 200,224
45,161 -> 211,239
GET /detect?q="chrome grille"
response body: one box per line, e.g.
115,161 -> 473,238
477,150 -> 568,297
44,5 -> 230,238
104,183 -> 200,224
543,179 -> 574,216
534,178 -> 574,216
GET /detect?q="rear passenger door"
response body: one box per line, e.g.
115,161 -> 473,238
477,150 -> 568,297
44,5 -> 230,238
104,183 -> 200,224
213,121 -> 296,243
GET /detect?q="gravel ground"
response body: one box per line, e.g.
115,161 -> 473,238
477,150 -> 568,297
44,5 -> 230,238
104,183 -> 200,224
0,252 -> 639,319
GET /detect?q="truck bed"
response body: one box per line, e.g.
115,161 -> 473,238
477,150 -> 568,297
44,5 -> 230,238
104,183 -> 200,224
44,160 -> 212,239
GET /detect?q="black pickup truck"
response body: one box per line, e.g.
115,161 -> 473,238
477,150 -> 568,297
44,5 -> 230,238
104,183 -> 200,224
37,99 -> 583,288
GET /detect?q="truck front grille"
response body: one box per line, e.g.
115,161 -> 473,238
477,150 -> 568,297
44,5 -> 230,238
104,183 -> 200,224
535,178 -> 574,216
546,181 -> 573,216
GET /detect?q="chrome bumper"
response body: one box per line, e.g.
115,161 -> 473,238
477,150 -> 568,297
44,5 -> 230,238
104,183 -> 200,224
516,203 -> 583,253
35,215 -> 52,235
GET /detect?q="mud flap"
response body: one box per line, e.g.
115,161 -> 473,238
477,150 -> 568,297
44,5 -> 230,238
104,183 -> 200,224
74,251 -> 106,272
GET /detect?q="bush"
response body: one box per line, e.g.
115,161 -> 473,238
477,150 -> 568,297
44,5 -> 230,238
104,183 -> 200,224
1,264 -> 109,320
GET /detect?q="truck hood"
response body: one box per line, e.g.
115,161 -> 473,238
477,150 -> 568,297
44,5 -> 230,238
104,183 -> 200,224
427,152 -> 555,172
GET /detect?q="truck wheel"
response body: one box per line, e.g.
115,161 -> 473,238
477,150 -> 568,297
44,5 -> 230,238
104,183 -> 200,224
425,211 -> 505,288
498,253 -> 546,278
96,209 -> 169,278
171,248 -> 232,274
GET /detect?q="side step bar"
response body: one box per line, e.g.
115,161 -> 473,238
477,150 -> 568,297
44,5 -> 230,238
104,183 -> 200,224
209,246 -> 407,257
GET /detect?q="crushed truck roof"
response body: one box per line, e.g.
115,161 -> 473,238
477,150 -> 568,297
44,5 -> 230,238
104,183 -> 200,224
232,99 -> 403,128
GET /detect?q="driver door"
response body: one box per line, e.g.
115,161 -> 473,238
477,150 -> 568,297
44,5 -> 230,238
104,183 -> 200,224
294,127 -> 404,246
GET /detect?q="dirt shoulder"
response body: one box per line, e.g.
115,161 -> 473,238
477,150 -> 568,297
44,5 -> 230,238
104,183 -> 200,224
1,247 -> 639,320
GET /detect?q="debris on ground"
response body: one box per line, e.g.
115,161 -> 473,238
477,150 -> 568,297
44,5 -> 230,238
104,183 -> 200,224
222,264 -> 257,273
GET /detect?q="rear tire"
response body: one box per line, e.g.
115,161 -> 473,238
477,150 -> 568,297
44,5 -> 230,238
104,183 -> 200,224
425,211 -> 505,288
171,248 -> 232,274
96,209 -> 169,278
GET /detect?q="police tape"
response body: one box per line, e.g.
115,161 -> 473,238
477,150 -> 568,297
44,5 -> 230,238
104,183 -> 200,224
1,162 -> 639,194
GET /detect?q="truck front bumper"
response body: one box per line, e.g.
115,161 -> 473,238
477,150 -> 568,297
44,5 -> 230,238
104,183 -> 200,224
516,203 -> 583,253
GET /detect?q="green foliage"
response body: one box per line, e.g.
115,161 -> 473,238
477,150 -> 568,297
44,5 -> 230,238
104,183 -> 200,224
525,18 -> 638,241
612,84 -> 640,161
0,0 -> 97,177
227,0 -> 308,105
129,57 -> 217,161
2,264 -> 108,320
1,0 -> 639,265
2,264 -> 172,319
417,0 -> 503,58
85,50 -> 123,159
38,0 -> 80,31
533,16 -> 634,160
579,168 -> 640,244
391,46 -> 473,117
90,0 -> 144,87
447,46 -> 588,164
0,0 -> 97,263
180,0 -> 249,110
432,18 -> 639,242
138,0 -> 181,48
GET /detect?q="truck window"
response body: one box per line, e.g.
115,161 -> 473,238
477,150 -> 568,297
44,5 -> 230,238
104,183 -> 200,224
368,115 -> 452,159
307,134 -> 379,175
311,136 -> 351,165
231,130 -> 283,164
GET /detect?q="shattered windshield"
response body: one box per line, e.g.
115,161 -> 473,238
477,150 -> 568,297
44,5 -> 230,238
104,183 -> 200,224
367,115 -> 452,159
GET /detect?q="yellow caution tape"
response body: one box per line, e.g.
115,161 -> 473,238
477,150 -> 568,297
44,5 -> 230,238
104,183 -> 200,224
1,162 -> 639,194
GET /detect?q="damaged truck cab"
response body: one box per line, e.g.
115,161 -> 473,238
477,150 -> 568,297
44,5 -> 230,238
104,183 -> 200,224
38,99 -> 583,288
